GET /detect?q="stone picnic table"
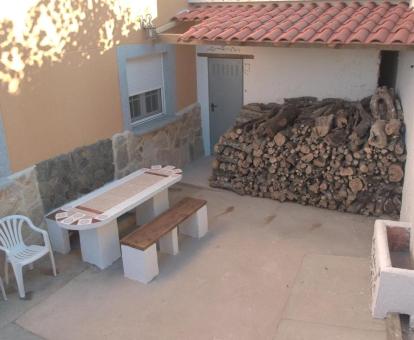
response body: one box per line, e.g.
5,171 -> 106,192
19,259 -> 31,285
45,166 -> 182,269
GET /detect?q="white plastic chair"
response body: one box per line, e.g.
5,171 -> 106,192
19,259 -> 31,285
0,215 -> 56,298
0,276 -> 6,301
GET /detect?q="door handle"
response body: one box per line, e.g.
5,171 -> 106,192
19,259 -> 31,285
210,103 -> 218,112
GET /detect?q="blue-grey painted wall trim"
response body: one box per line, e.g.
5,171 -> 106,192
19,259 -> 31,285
0,112 -> 11,178
117,43 -> 176,131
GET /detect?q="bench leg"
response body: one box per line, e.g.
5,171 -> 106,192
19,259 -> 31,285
46,219 -> 71,254
179,206 -> 208,239
159,227 -> 179,255
79,220 -> 121,269
121,244 -> 159,284
135,190 -> 170,225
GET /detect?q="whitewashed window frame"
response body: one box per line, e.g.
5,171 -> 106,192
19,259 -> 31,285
128,86 -> 166,125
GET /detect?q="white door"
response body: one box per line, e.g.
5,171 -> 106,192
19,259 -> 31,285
208,58 -> 243,149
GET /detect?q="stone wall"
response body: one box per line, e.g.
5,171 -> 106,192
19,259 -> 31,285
0,104 -> 204,236
0,167 -> 45,230
36,139 -> 114,213
113,104 -> 204,178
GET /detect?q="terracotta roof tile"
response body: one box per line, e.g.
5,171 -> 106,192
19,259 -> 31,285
279,19 -> 295,31
381,19 -> 399,31
311,27 -> 334,42
328,27 -> 353,42
216,28 -> 237,40
278,28 -> 300,41
246,29 -> 267,41
348,28 -> 372,42
293,27 -> 317,42
367,27 -> 391,42
398,20 -> 414,31
261,27 -> 284,41
262,20 -> 278,31
174,1 -> 414,46
292,19 -> 312,32
388,27 -> 410,42
230,27 -> 253,41
308,20 -> 326,31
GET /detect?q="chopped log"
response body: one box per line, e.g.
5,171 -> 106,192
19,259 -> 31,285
385,118 -> 401,136
340,167 -> 354,176
359,163 -> 369,173
314,114 -> 334,137
383,197 -> 396,215
335,109 -> 348,128
388,164 -> 404,183
212,159 -> 220,170
302,153 -> 314,163
368,120 -> 387,149
313,158 -> 326,168
370,86 -> 397,120
395,142 -> 404,155
395,97 -> 404,120
237,107 -> 272,124
274,132 -> 286,146
349,178 -> 364,193
262,104 -> 300,135
353,103 -> 372,138
300,145 -> 311,154
326,130 -> 348,146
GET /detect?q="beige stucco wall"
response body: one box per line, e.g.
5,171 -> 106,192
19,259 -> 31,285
1,48 -> 123,172
176,45 -> 197,111
0,0 -> 195,172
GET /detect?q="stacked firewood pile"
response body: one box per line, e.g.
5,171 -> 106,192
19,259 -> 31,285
210,87 -> 406,218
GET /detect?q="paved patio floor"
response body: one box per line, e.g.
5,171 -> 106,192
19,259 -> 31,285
0,157 -> 386,340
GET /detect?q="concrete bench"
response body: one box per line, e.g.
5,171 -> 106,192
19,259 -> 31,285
120,197 -> 208,283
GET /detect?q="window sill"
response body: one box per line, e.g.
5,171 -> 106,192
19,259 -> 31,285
131,114 -> 179,135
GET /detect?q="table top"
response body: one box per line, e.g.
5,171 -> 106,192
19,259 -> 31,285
46,166 -> 182,230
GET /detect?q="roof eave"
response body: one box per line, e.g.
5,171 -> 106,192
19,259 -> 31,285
159,34 -> 414,51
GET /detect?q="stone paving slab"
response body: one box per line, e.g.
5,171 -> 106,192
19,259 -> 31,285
172,183 -> 376,259
0,323 -> 44,340
15,225 -> 303,339
0,250 -> 88,329
0,180 -> 385,339
282,254 -> 385,332
274,319 -> 386,340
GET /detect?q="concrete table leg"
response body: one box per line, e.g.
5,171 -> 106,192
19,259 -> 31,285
179,206 -> 208,239
135,190 -> 170,225
153,190 -> 170,215
46,219 -> 71,254
121,244 -> 159,283
79,220 -> 121,269
159,227 -> 179,255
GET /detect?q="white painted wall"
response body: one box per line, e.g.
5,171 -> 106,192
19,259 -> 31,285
243,46 -> 379,103
197,45 -> 380,153
396,51 -> 414,223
